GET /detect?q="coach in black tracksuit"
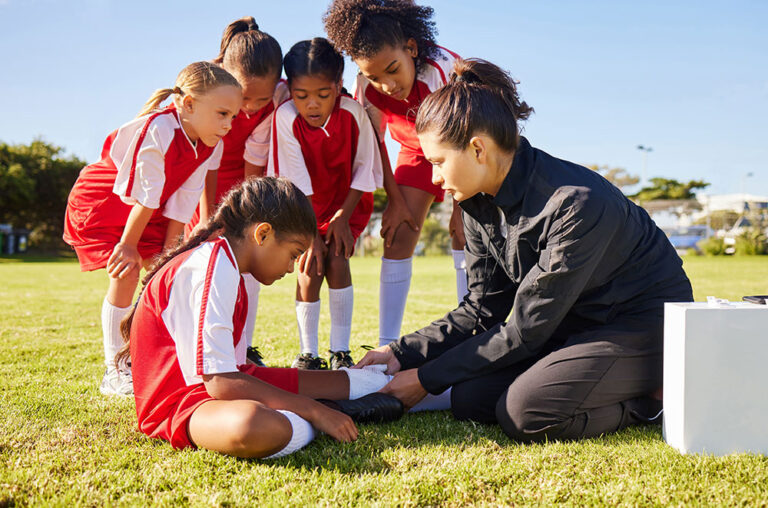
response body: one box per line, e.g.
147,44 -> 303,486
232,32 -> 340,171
355,58 -> 693,442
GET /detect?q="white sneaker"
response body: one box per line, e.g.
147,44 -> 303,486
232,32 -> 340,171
99,366 -> 133,396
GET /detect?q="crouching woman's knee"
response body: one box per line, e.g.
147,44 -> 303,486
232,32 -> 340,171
495,386 -> 568,443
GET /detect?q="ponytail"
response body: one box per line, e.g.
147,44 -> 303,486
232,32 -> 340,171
114,177 -> 316,370
415,58 -> 533,152
216,16 -> 282,80
136,61 -> 240,118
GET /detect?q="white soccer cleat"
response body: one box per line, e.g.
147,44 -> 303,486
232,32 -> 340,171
99,366 -> 133,396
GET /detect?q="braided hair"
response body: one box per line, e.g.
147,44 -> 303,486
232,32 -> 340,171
114,177 -> 316,368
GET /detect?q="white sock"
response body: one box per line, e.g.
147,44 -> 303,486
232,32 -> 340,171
102,298 -> 132,369
243,274 -> 261,348
296,300 -> 321,356
452,249 -> 468,304
379,257 -> 412,346
341,365 -> 392,400
329,285 -> 353,352
265,410 -> 316,459
410,388 -> 452,412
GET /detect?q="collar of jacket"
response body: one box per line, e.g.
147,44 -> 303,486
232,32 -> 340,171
459,135 -> 534,220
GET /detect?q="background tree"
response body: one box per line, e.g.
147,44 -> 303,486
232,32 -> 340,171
0,139 -> 84,250
630,177 -> 710,202
588,164 -> 639,191
694,210 -> 740,231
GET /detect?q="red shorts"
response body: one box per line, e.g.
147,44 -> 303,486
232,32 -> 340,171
64,186 -> 169,271
145,365 -> 300,450
316,192 -> 374,240
394,149 -> 445,202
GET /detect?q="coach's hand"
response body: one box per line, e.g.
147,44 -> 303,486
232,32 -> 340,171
380,369 -> 427,410
354,345 -> 401,375
107,242 -> 142,280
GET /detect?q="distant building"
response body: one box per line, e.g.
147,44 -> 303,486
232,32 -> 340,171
696,193 -> 768,214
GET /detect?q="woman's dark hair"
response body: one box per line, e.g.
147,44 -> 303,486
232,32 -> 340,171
214,16 -> 282,80
415,58 -> 534,152
323,0 -> 439,72
283,37 -> 344,85
114,177 -> 317,369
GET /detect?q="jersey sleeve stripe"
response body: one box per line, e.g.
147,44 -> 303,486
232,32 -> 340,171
125,109 -> 175,200
194,239 -> 237,375
426,59 -> 447,84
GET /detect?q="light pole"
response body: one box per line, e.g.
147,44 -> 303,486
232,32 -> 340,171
739,172 -> 754,197
637,145 -> 653,187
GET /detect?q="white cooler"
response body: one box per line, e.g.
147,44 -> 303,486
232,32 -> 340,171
663,301 -> 768,456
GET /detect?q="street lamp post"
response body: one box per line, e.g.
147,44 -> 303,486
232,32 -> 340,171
739,172 -> 754,197
637,144 -> 653,186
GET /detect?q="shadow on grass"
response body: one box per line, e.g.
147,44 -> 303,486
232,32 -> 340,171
264,412 -> 667,474
0,253 -> 76,263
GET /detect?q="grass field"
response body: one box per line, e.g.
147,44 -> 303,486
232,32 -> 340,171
2,254 -> 768,506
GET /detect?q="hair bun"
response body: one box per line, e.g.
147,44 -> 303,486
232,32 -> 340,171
455,69 -> 480,85
248,21 -> 259,31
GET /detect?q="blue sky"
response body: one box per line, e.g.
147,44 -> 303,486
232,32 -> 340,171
1,0 -> 766,196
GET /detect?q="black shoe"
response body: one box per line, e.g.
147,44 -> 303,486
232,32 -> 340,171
246,346 -> 266,367
291,353 -> 328,370
318,392 -> 404,424
329,350 -> 354,370
629,396 -> 664,424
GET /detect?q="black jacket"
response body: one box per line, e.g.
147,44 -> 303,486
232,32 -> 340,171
390,137 -> 693,394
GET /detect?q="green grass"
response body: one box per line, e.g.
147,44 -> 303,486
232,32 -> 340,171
2,255 -> 768,506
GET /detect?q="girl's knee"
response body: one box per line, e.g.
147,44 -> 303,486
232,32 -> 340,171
226,403 -> 292,456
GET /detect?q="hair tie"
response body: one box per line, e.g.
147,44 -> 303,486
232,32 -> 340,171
172,86 -> 183,95
456,72 -> 478,85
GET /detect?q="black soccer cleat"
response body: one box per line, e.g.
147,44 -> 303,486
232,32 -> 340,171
246,346 -> 266,367
291,353 -> 328,370
319,392 -> 404,424
329,350 -> 355,370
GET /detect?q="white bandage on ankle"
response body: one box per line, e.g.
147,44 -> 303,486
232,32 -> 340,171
341,365 -> 393,400
265,410 -> 316,459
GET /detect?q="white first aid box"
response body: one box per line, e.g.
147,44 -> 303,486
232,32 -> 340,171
663,302 -> 768,456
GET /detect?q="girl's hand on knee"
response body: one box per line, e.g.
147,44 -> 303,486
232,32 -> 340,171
298,235 -> 327,277
325,214 -> 355,258
107,242 -> 142,279
381,199 -> 419,249
311,404 -> 358,442
354,345 -> 401,375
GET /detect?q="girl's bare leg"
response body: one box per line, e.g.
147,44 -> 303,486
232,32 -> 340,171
297,370 -> 350,399
379,185 -> 434,346
188,399 -> 292,458
382,185 -> 434,259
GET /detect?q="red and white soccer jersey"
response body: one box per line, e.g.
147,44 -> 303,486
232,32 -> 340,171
354,46 -> 459,202
130,237 -> 298,449
63,106 -> 223,271
186,81 -> 290,232
267,95 -> 383,239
